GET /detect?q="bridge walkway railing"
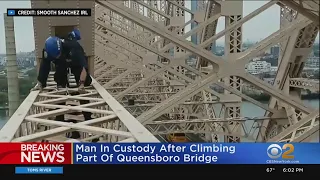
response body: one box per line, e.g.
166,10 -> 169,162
0,72 -> 159,143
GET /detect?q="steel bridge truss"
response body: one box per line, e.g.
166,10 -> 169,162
92,0 -> 319,143
0,72 -> 159,142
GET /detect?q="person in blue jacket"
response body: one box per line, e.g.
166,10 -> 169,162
54,29 -> 88,89
31,29 -> 91,92
68,28 -> 81,41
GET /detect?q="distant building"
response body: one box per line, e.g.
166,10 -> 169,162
0,54 -> 35,68
270,66 -> 278,73
252,57 -> 261,61
246,61 -> 271,74
270,46 -> 280,57
305,56 -> 319,68
263,78 -> 274,85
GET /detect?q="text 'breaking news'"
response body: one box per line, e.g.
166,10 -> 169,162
7,9 -> 91,16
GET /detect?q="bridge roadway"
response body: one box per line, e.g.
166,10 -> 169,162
0,0 -> 319,143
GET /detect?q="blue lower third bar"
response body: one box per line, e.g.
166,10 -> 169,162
15,167 -> 63,174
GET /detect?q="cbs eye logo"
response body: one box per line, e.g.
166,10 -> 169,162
267,144 -> 294,159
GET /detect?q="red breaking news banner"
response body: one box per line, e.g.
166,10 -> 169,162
0,143 -> 72,164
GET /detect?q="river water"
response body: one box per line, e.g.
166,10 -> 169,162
0,100 -> 318,140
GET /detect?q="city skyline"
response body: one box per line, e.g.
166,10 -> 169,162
0,0 -> 319,54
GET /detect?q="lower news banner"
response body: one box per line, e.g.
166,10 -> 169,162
7,8 -> 91,16
0,164 -> 315,176
72,143 -> 320,164
0,143 -> 319,175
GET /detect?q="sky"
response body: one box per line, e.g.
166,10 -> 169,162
0,0 -> 318,54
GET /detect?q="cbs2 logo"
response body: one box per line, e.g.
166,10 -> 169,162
267,144 -> 294,159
